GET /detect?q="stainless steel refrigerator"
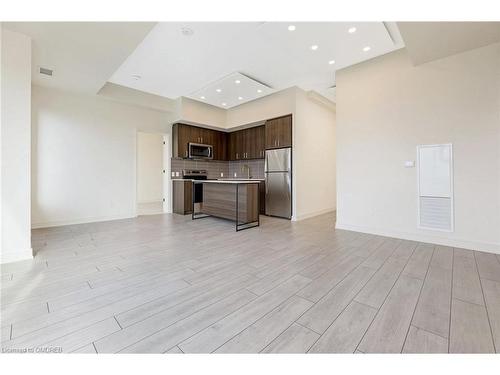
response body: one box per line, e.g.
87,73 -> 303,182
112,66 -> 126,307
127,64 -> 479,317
265,148 -> 292,219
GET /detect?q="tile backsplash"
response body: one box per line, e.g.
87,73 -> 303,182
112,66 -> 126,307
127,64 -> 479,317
228,159 -> 265,179
171,158 -> 264,180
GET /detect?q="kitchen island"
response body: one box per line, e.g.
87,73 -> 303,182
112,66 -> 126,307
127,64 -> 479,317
192,180 -> 261,231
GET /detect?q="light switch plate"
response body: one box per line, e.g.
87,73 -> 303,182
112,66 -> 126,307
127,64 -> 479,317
171,172 -> 175,177
175,171 -> 180,177
404,161 -> 415,168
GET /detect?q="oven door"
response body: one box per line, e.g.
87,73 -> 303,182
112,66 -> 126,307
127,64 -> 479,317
188,143 -> 213,159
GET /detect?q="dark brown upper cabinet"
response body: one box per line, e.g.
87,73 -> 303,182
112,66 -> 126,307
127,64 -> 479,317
172,123 -> 227,160
228,125 -> 265,161
172,123 -> 191,159
265,114 -> 292,149
213,131 -> 227,161
173,119 -> 282,161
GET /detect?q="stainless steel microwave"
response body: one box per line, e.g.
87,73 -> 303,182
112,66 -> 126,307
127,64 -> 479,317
188,143 -> 213,159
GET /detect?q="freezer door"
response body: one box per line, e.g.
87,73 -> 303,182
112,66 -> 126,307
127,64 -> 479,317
265,148 -> 291,172
265,172 -> 291,218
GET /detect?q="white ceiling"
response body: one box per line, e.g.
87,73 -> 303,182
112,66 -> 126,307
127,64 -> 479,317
188,72 -> 274,109
3,22 -> 155,94
110,22 -> 405,104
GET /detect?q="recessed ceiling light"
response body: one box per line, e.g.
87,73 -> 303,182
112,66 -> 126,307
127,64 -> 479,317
234,80 -> 241,84
132,74 -> 141,80
310,45 -> 319,51
257,89 -> 262,93
216,88 -> 222,93
238,96 -> 243,100
288,25 -> 296,31
363,46 -> 371,52
328,60 -> 336,65
200,96 -> 205,100
348,27 -> 357,33
221,102 -> 227,106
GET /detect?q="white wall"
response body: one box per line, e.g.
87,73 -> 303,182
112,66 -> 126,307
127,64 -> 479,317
1,28 -> 32,263
176,97 -> 227,128
137,132 -> 163,204
226,87 -> 297,128
32,85 -> 171,228
336,44 -> 500,253
294,90 -> 336,220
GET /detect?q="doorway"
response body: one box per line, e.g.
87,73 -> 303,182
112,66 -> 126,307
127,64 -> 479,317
136,132 -> 170,215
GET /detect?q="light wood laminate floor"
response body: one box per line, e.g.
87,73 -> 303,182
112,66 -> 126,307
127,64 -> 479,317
1,213 -> 499,353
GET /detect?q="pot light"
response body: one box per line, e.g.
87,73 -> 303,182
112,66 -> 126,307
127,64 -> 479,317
348,27 -> 357,33
216,88 -> 222,93
238,96 -> 243,100
310,45 -> 319,51
221,102 -> 227,106
328,60 -> 336,65
257,89 -> 263,93
234,80 -> 241,84
363,46 -> 371,52
288,25 -> 296,31
200,96 -> 205,100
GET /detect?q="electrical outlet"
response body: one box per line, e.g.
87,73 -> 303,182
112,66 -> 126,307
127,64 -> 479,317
234,172 -> 237,177
220,172 -> 224,177
175,171 -> 180,177
171,172 -> 175,177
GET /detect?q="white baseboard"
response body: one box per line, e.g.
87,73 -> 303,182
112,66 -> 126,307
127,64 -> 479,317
1,247 -> 33,264
335,222 -> 500,255
137,200 -> 163,205
31,212 -> 138,229
293,208 -> 336,221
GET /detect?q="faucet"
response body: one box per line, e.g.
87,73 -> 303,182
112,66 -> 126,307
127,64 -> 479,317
241,164 -> 251,179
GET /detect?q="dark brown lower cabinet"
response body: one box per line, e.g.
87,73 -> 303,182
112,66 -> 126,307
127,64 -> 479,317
173,180 -> 192,214
259,181 -> 266,214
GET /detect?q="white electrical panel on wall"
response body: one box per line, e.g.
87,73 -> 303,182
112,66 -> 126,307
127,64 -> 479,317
417,144 -> 454,232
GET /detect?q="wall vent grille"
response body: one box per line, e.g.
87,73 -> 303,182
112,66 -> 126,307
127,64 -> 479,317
39,67 -> 53,76
419,196 -> 452,231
